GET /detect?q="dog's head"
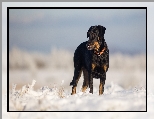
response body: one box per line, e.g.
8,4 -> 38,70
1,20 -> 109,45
86,25 -> 106,51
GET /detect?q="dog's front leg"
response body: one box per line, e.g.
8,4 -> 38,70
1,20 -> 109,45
89,74 -> 93,94
99,73 -> 106,95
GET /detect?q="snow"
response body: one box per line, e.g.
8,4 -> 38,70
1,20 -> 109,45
2,49 -> 154,119
7,80 -> 146,111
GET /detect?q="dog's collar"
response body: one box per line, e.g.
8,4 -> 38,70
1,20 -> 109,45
94,47 -> 106,56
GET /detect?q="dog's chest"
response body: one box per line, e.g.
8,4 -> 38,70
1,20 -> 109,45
84,50 -> 107,72
92,53 -> 106,66
91,53 -> 107,77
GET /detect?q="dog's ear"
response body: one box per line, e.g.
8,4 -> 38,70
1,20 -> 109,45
98,25 -> 106,36
87,26 -> 93,38
87,32 -> 89,38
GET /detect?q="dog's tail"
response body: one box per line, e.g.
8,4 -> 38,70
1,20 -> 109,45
70,80 -> 74,86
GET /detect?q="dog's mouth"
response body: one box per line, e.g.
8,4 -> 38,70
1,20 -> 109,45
86,40 -> 100,51
86,43 -> 94,50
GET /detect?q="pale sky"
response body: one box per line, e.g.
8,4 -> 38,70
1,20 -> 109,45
2,2 -> 153,54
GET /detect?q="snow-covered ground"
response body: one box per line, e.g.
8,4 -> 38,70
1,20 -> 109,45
2,49 -> 154,119
7,79 -> 146,111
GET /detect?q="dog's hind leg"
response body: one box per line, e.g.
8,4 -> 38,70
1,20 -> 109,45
71,86 -> 76,95
70,66 -> 82,95
89,74 -> 93,94
82,68 -> 89,92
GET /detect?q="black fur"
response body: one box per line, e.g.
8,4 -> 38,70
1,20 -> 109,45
70,25 -> 109,95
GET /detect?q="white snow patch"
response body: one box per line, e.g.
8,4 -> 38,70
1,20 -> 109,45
7,80 -> 146,111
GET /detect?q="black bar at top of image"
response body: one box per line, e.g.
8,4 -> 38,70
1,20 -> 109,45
7,7 -> 147,9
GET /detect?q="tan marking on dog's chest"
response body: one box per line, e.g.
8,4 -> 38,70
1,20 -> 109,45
93,41 -> 100,51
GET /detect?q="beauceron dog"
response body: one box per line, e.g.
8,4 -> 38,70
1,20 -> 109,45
70,25 -> 109,95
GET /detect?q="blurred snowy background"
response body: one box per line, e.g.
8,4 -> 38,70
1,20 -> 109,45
2,2 -> 154,119
8,47 -> 146,91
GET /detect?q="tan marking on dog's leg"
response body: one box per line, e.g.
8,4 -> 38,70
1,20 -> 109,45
99,80 -> 104,95
99,83 -> 103,95
103,65 -> 107,72
102,65 -> 107,72
71,86 -> 76,95
82,86 -> 87,92
92,63 -> 96,70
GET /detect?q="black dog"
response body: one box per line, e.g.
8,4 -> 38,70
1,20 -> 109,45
70,25 -> 109,95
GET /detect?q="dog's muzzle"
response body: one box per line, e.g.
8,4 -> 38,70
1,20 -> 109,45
86,42 -> 94,50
